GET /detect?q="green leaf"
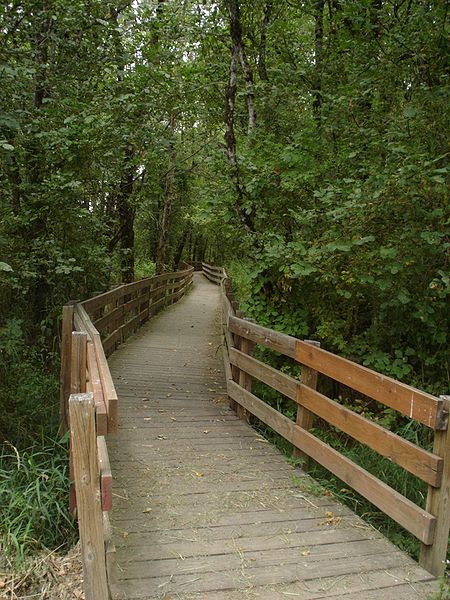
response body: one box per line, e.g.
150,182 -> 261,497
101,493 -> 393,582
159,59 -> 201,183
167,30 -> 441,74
403,106 -> 416,118
0,262 -> 13,272
379,247 -> 398,259
327,241 -> 352,252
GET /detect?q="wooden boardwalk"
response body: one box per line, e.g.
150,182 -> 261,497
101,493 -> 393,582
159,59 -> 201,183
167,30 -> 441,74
107,273 -> 438,600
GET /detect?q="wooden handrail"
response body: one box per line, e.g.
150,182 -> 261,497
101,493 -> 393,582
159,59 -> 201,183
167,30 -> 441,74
201,261 -> 225,284
213,265 -> 450,577
60,264 -> 194,600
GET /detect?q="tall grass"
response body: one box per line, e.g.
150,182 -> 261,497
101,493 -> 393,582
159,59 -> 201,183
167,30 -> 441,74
0,435 -> 77,565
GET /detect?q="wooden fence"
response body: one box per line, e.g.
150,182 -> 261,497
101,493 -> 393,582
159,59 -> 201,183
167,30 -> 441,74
60,264 -> 194,599
200,262 -> 450,578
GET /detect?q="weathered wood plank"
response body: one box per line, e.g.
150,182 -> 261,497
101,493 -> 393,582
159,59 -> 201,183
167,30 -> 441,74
105,273 -> 438,598
59,304 -> 74,432
69,393 -> 108,599
86,341 -> 107,436
229,346 -> 297,399
228,315 -> 297,357
97,436 -> 112,511
76,305 -> 118,433
420,396 -> 450,576
294,340 -> 320,470
296,339 -> 445,430
227,380 -> 436,544
296,383 -> 442,486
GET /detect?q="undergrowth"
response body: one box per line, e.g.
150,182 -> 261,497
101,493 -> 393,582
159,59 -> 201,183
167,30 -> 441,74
0,436 -> 77,566
0,331 -> 77,567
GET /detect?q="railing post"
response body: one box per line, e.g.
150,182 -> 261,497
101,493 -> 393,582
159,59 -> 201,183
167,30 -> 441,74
229,309 -> 245,413
69,392 -> 109,600
419,395 -> 450,576
237,333 -> 254,423
293,340 -> 320,471
69,331 -> 88,514
59,304 -> 74,433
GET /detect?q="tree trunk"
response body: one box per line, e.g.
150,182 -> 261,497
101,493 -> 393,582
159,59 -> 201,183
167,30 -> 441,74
224,0 -> 255,233
173,229 -> 188,268
227,0 -> 256,134
258,2 -> 272,81
117,148 -> 136,283
312,0 -> 325,122
155,122 -> 176,274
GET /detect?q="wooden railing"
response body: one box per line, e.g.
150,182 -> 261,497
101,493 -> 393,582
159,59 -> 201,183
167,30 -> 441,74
59,264 -> 194,599
200,262 -> 450,578
202,261 -> 225,285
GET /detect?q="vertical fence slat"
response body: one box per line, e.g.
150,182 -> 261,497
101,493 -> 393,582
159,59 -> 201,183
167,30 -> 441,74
237,323 -> 255,423
59,304 -> 74,433
293,340 -> 320,471
69,331 -> 87,514
70,331 -> 87,394
69,392 -> 108,600
420,395 -> 450,577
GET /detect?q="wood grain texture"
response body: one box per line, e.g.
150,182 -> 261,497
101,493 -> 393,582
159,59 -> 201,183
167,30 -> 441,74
294,340 -> 320,470
228,347 -> 442,485
296,339 -> 445,429
105,273 -> 438,598
97,436 -> 112,511
76,305 -> 118,433
296,383 -> 442,486
69,393 -> 108,600
59,304 -> 74,432
228,315 -> 297,358
86,341 -> 107,436
227,380 -> 436,545
420,396 -> 450,576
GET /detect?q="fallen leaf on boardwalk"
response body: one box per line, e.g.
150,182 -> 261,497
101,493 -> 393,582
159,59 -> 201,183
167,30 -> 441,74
170,417 -> 177,421
208,388 -> 216,392
208,342 -> 212,345
158,409 -> 165,413
195,472 -> 204,477
157,435 -> 167,440
143,508 -> 152,513
300,550 -> 310,556
203,430 -> 210,434
321,511 -> 341,526
122,531 -> 129,538
142,398 -> 149,402
167,393 -> 172,397
143,417 -> 152,421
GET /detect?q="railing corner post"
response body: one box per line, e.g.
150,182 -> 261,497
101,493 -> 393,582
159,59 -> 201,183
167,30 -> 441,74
69,391 -> 109,599
419,395 -> 450,577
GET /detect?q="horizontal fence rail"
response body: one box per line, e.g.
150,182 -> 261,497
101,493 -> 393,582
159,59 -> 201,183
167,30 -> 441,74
59,264 -> 194,599
201,261 -> 225,285
200,261 -> 450,578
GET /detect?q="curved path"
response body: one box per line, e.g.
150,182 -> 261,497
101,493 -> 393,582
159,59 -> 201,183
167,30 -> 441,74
107,273 -> 437,599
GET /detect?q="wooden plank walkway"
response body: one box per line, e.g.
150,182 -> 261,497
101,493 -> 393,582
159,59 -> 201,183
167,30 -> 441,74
107,273 -> 439,600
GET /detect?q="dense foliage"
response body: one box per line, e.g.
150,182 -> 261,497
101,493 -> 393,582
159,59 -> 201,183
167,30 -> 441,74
0,0 -> 448,563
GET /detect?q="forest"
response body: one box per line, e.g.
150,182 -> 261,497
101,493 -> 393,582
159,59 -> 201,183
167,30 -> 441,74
0,0 -> 448,591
